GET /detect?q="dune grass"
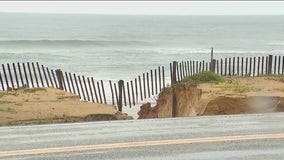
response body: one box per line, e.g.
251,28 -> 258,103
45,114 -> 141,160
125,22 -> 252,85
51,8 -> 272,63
182,71 -> 224,84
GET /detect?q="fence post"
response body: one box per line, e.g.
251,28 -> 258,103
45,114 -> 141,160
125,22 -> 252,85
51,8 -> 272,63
210,47 -> 213,71
118,80 -> 124,112
212,59 -> 216,73
268,55 -> 273,75
172,61 -> 177,85
172,88 -> 177,117
55,69 -> 64,90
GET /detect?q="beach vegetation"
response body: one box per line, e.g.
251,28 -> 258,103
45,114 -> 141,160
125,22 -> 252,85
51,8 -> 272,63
182,71 -> 224,84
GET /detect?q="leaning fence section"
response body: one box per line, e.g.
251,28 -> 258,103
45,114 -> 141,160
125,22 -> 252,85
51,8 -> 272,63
0,62 -> 60,91
0,62 -> 168,112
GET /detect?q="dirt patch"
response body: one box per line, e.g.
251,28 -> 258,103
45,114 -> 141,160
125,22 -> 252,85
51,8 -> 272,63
0,87 -> 132,126
138,84 -> 202,119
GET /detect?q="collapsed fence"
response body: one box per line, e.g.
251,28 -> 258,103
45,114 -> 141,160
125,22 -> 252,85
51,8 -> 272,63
0,62 -> 167,111
1,52 -> 284,112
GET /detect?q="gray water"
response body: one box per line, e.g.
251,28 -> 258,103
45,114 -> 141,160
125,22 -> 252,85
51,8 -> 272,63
1,13 -> 284,82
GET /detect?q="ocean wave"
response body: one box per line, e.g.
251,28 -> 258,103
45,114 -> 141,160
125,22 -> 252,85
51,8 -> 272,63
268,42 -> 284,46
0,39 -> 151,47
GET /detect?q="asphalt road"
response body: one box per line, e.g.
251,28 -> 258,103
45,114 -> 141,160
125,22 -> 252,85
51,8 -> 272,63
1,112 -> 284,160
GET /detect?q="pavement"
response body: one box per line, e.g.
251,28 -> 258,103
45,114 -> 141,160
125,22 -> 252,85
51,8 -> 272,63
0,112 -> 284,159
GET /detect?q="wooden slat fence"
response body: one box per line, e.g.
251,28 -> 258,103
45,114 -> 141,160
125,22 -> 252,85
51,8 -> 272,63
170,55 -> 282,84
1,54 -> 283,112
0,62 -> 168,112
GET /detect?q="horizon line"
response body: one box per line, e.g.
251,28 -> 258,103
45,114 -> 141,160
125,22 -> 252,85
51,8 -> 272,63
1,11 -> 284,16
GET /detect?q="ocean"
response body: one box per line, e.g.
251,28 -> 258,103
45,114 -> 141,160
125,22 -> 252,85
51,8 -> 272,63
1,13 -> 284,83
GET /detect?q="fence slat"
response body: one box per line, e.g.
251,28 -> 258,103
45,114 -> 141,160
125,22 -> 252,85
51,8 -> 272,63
66,73 -> 73,93
36,63 -> 44,87
65,72 -> 71,93
241,57 -> 244,76
88,78 -> 95,103
249,57 -> 252,76
101,80 -> 107,104
184,61 -> 188,77
268,55 -> 273,74
23,63 -> 29,88
135,78 -> 138,102
206,62 -> 208,71
73,74 -> 81,98
196,61 -> 199,74
58,70 -> 66,91
179,63 -> 182,80
228,58 -> 231,76
78,75 -> 86,101
216,60 -> 219,75
82,76 -> 90,101
12,63 -> 19,88
97,81 -> 102,103
274,56 -> 277,75
138,75 -> 142,101
187,61 -> 190,76
257,57 -> 260,76
42,65 -> 49,87
155,69 -> 158,94
232,57 -> 235,75
131,80 -> 135,106
17,62 -> 24,87
278,56 -> 281,75
127,82 -> 131,108
158,66 -> 161,92
2,64 -> 9,89
253,57 -> 256,77
0,71 -> 4,91
237,57 -> 240,76
91,77 -> 99,103
51,69 -> 57,88
170,63 -> 173,85
122,81 -> 127,106
32,62 -> 39,88
190,61 -> 193,76
177,63 -> 180,81
225,58 -> 227,76
282,56 -> 284,75
162,66 -> 165,88
151,70 -> 154,95
147,72 -> 150,98
114,83 -> 119,107
262,56 -> 264,75
221,59 -> 223,75
109,80 -> 114,105
7,63 -> 14,89
69,73 -> 75,94
117,80 -> 123,111
245,57 -> 248,76
143,73 -> 146,99
183,61 -> 186,78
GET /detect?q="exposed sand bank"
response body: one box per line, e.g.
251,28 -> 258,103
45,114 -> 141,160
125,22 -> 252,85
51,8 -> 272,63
0,87 -> 132,126
138,76 -> 284,118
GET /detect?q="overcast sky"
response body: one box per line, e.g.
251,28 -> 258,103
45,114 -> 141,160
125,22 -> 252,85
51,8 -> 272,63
0,1 -> 283,15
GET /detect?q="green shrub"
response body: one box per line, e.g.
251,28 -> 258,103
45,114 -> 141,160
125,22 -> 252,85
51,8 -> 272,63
182,71 -> 224,83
